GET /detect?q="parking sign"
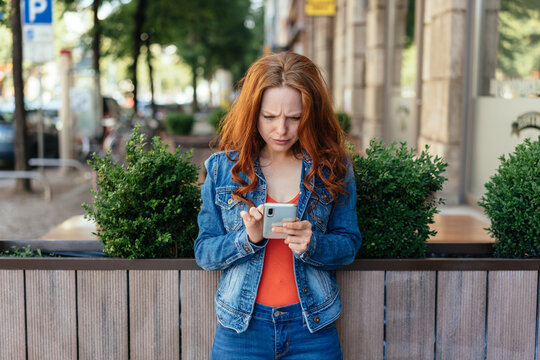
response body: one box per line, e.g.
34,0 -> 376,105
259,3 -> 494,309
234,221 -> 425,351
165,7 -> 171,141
24,0 -> 52,24
22,0 -> 54,62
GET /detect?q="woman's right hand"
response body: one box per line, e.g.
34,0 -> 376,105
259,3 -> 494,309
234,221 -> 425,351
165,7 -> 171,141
240,204 -> 265,244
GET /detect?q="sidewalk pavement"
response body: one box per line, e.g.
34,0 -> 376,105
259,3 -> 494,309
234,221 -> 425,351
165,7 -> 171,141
0,167 -> 94,240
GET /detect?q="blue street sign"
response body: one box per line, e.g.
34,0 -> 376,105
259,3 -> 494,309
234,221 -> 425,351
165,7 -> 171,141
24,0 -> 53,24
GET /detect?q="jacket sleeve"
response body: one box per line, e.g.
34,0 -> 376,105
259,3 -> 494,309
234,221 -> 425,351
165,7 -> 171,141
293,162 -> 362,270
194,155 -> 267,271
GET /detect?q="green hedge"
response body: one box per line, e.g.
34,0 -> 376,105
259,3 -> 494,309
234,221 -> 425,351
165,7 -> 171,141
165,112 -> 195,135
479,136 -> 540,258
83,126 -> 201,258
353,139 -> 448,258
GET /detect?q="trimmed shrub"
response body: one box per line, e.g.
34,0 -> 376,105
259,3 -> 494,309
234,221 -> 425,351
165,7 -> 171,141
353,139 -> 447,258
478,136 -> 540,258
165,112 -> 195,135
335,112 -> 351,133
208,107 -> 228,132
83,126 -> 201,258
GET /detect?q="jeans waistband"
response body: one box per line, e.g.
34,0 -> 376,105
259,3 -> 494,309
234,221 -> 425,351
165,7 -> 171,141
252,302 -> 303,322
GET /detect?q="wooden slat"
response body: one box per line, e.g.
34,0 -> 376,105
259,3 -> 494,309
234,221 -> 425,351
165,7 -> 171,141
181,270 -> 221,360
486,271 -> 537,359
129,270 -> 179,360
337,271 -> 384,360
386,271 -> 436,360
436,271 -> 487,359
0,270 -> 25,360
25,270 -> 77,360
77,270 -> 128,360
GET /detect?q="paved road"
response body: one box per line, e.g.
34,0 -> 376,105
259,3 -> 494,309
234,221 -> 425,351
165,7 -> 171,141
0,168 -> 94,240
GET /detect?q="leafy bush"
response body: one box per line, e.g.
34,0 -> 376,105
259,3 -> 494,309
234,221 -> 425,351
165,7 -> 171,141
353,139 -> 447,258
0,245 -> 42,257
208,107 -> 228,132
83,126 -> 201,258
478,136 -> 540,258
165,112 -> 195,135
335,112 -> 351,133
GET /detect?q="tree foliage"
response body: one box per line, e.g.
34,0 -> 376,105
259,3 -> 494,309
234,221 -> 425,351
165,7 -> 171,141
497,0 -> 540,78
99,0 -> 263,108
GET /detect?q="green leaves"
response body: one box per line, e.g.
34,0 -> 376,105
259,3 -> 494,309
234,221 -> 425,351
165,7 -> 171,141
479,136 -> 540,258
164,112 -> 195,135
353,139 -> 448,258
82,125 -> 201,258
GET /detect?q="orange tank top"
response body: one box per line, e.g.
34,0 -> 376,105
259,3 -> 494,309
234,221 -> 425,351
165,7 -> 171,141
255,193 -> 300,306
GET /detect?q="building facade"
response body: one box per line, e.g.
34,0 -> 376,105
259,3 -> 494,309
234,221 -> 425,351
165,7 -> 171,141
265,0 -> 540,206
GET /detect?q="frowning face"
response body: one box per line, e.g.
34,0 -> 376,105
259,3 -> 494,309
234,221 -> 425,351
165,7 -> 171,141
257,86 -> 302,157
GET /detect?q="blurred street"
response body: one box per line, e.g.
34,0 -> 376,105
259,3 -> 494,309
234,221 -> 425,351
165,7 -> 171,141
0,111 -> 215,241
0,166 -> 93,240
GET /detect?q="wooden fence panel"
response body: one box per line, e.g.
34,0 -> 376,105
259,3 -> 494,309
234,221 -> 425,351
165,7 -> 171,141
0,270 -> 25,360
487,271 -> 537,360
129,270 -> 180,360
337,271 -> 384,360
181,270 -> 221,360
386,271 -> 436,360
25,270 -> 77,360
436,271 -> 487,359
77,270 -> 128,360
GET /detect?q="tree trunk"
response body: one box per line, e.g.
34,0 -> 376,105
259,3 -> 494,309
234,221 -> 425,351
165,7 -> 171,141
92,0 -> 101,75
145,40 -> 156,120
10,0 -> 30,191
131,0 -> 147,115
93,0 -> 103,127
192,65 -> 199,112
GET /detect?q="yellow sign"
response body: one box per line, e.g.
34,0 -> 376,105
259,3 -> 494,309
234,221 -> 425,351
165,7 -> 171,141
305,0 -> 336,16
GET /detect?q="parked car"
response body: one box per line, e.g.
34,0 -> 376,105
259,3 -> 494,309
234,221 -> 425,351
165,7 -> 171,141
0,100 -> 60,164
0,112 -> 15,162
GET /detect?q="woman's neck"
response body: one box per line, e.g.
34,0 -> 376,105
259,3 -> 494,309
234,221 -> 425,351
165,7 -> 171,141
259,146 -> 303,202
259,146 -> 297,166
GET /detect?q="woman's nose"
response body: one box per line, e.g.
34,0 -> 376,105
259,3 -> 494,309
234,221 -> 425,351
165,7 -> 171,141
276,117 -> 287,134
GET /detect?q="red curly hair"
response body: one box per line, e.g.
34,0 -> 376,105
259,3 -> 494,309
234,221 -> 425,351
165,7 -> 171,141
218,51 -> 349,207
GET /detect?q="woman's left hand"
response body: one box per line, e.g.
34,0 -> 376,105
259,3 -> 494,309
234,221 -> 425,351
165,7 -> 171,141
273,218 -> 312,254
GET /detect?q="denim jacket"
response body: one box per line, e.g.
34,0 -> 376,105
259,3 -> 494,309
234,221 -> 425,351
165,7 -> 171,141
195,150 -> 362,333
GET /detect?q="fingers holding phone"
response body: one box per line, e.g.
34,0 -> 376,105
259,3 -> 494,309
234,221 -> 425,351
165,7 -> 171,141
262,203 -> 298,239
240,204 -> 265,244
281,219 -> 312,254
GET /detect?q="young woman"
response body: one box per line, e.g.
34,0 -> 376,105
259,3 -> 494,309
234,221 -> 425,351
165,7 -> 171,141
195,51 -> 362,359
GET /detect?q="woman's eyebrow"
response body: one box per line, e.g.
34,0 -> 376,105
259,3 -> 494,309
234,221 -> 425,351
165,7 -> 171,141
261,110 -> 301,116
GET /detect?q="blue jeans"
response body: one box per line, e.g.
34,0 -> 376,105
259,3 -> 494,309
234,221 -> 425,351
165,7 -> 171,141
210,302 -> 343,360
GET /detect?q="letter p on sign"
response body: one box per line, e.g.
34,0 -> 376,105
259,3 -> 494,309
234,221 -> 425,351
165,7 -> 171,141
24,0 -> 52,24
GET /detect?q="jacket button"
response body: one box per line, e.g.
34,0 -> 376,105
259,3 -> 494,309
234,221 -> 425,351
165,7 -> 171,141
243,245 -> 250,251
228,198 -> 234,205
302,287 -> 308,294
314,316 -> 320,324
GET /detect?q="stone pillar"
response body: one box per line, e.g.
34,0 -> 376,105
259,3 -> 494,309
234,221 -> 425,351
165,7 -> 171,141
333,0 -> 367,148
310,16 -> 335,88
418,0 -> 469,205
333,0 -> 347,112
364,0 -> 386,147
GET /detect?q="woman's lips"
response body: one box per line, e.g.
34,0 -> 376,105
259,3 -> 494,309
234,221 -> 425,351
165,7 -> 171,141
273,139 -> 289,145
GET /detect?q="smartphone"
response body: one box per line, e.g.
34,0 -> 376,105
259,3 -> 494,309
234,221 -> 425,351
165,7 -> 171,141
262,203 -> 298,239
